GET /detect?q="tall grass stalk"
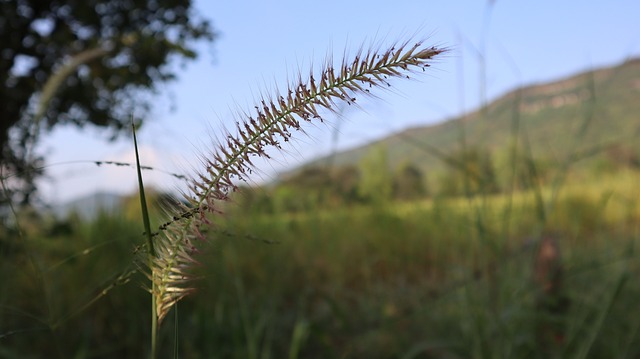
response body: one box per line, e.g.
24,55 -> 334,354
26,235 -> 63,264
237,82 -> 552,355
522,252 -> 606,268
132,123 -> 159,358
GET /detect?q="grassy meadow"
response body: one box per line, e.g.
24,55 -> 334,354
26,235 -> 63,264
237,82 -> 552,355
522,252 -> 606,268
1,167 -> 639,358
2,41 -> 640,359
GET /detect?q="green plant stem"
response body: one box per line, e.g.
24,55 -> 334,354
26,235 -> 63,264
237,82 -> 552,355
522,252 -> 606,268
173,303 -> 179,359
151,294 -> 158,359
132,122 -> 158,358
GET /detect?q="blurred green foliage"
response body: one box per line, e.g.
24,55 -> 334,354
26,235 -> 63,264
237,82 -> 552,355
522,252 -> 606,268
1,169 -> 640,358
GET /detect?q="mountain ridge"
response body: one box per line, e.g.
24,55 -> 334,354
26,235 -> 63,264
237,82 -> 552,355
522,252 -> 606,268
299,57 -> 640,175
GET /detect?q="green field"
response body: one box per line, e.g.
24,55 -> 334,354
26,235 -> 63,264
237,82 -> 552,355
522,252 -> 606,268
2,169 -> 639,358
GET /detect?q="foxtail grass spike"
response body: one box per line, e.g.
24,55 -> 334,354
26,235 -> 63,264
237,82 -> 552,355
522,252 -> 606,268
148,38 -> 448,323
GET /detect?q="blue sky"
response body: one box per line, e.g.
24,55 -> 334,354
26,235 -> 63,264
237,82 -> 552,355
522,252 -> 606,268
40,0 -> 640,203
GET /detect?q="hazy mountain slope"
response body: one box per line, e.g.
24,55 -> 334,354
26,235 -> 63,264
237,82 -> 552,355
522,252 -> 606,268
303,58 -> 640,175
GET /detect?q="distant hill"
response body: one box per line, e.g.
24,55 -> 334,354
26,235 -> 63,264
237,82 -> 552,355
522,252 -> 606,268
300,58 -> 640,175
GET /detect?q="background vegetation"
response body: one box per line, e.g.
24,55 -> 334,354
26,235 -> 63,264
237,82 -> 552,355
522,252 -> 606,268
1,167 -> 639,358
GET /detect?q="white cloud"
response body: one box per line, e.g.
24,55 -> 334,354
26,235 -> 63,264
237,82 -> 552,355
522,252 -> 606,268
40,143 -> 187,204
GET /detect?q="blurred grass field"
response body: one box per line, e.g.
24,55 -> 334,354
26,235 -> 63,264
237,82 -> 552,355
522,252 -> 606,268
2,169 -> 639,358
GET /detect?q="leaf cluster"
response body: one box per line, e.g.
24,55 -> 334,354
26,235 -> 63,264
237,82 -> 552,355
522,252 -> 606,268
0,0 -> 215,204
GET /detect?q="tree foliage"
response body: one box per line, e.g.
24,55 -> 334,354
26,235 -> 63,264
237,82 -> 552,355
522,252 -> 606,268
358,145 -> 393,205
494,140 -> 551,192
393,161 -> 427,201
270,165 -> 362,212
0,0 -> 215,204
437,146 -> 499,197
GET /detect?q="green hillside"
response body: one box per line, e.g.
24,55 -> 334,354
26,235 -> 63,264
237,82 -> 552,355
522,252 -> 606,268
306,57 -> 640,176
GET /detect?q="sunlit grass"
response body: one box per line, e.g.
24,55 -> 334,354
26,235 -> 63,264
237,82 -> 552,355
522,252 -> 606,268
2,166 -> 640,357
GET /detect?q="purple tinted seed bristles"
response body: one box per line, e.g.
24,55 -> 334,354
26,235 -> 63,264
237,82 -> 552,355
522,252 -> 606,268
146,38 -> 448,323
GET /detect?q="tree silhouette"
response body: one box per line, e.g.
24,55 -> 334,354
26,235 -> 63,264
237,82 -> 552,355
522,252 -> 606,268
393,162 -> 427,201
0,0 -> 215,204
358,145 -> 392,205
